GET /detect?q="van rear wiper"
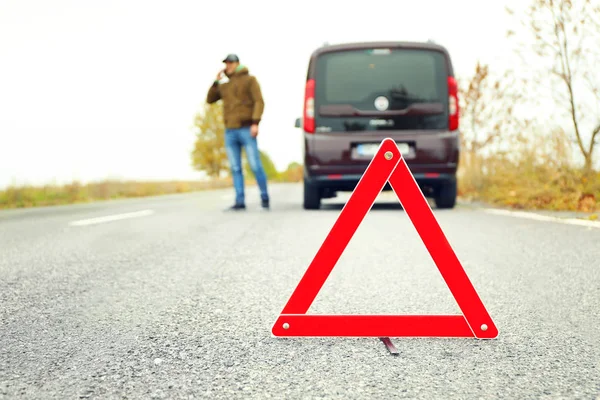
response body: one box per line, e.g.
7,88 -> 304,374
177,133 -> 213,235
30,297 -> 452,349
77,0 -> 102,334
319,102 -> 444,117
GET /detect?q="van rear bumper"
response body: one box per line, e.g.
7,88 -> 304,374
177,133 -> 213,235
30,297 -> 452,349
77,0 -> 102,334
305,169 -> 456,194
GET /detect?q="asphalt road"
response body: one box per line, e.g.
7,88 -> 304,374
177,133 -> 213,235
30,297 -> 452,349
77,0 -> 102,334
1,183 -> 599,399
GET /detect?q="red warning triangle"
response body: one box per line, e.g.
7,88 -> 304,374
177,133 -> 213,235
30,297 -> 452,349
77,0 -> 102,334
272,138 -> 498,339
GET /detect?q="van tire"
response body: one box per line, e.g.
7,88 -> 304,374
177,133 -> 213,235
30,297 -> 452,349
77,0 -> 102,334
434,180 -> 457,209
303,179 -> 321,210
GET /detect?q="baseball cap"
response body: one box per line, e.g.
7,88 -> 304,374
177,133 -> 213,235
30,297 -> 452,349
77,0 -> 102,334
222,54 -> 239,63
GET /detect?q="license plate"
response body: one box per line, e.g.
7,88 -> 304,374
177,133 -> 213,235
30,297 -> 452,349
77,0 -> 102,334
356,143 -> 410,157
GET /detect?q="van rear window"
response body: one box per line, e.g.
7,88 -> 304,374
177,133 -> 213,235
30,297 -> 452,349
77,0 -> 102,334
314,48 -> 449,131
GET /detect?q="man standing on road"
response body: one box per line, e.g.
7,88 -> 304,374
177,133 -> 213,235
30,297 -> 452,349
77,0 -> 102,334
206,54 -> 270,211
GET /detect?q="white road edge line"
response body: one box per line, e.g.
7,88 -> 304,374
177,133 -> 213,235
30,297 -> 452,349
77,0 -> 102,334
483,208 -> 600,229
69,209 -> 155,226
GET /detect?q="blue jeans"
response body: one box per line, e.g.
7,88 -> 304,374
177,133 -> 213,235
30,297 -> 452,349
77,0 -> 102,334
224,126 -> 269,205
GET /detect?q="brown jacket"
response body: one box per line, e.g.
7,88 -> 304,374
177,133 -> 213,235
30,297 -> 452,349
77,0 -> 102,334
206,65 -> 265,129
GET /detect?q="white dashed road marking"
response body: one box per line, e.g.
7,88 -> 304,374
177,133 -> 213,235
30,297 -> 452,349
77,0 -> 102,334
69,210 -> 155,226
483,208 -> 600,229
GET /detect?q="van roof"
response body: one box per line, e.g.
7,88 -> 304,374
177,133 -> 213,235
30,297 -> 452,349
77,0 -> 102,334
308,41 -> 454,76
314,40 -> 448,52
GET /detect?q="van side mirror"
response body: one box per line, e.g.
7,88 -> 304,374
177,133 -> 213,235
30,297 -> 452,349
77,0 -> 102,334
294,117 -> 301,128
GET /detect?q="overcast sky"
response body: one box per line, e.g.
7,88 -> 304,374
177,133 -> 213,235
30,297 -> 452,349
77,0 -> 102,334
0,0 -> 529,189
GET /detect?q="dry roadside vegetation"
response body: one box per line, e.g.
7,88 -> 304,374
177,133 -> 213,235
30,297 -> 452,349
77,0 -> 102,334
0,165 -> 304,210
457,62 -> 600,213
458,0 -> 600,214
0,179 -> 232,210
458,127 -> 600,213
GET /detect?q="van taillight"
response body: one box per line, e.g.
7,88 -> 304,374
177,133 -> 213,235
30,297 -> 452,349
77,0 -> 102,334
448,76 -> 459,131
304,79 -> 315,134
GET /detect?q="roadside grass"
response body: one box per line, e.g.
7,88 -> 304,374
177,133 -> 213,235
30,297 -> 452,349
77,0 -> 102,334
0,164 -> 305,210
457,130 -> 599,213
0,179 -> 233,210
458,160 -> 599,212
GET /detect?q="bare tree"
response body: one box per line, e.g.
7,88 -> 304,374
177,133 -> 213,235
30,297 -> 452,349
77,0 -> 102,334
507,0 -> 600,173
458,61 -> 532,188
459,62 -> 530,156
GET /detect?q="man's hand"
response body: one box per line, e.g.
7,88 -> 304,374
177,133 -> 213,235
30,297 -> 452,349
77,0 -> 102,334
216,69 -> 224,81
250,124 -> 259,137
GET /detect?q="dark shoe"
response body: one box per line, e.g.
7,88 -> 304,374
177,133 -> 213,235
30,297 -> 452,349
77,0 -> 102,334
261,199 -> 270,210
225,203 -> 246,211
